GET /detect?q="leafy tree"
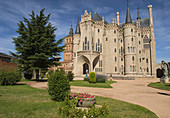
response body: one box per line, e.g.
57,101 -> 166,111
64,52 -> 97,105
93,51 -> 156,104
11,9 -> 64,80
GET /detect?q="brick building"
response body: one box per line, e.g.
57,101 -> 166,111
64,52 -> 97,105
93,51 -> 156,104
0,52 -> 17,71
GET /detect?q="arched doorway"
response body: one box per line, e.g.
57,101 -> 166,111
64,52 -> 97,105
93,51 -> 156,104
83,63 -> 89,74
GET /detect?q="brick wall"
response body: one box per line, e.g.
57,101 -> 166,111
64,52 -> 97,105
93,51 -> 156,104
0,59 -> 17,71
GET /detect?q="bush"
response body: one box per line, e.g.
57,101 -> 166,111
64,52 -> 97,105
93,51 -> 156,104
96,74 -> 107,83
40,73 -> 44,79
48,71 -> 70,101
89,72 -> 96,83
0,70 -> 22,86
67,71 -> 74,81
84,77 -> 88,81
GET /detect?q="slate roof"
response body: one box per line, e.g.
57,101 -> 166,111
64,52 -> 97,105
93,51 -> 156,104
119,18 -> 150,28
92,12 -> 108,24
75,17 -> 81,34
0,52 -> 13,59
126,7 -> 132,23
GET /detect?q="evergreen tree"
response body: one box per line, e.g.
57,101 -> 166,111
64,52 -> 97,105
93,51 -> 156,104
11,9 -> 64,80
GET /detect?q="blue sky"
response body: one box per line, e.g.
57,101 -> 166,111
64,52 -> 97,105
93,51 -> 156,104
0,0 -> 170,63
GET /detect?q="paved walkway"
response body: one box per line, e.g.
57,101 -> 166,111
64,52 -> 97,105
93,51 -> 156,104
20,79 -> 170,118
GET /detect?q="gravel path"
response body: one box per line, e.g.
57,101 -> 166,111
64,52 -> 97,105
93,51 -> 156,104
20,78 -> 170,118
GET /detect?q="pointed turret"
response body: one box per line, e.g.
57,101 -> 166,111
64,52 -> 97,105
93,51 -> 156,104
137,8 -> 141,20
75,17 -> 81,34
68,25 -> 73,37
125,0 -> 132,24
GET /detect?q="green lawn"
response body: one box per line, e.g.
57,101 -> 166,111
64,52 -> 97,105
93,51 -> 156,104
148,82 -> 170,91
70,80 -> 116,88
0,85 -> 158,118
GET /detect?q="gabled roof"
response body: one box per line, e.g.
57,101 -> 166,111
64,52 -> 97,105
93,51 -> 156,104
92,12 -> 108,24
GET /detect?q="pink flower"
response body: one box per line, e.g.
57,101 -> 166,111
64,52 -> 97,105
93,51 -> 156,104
72,94 -> 76,97
91,96 -> 94,98
84,95 -> 87,98
81,93 -> 83,95
80,100 -> 82,102
69,97 -> 72,99
79,98 -> 81,100
80,95 -> 83,97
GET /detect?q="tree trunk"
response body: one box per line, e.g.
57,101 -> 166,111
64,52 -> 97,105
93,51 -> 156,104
35,69 -> 39,80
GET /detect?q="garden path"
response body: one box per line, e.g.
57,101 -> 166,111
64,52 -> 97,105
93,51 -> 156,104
20,78 -> 170,118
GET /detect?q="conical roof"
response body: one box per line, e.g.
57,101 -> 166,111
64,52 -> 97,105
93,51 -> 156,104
75,17 -> 81,34
68,25 -> 73,37
126,7 -> 132,23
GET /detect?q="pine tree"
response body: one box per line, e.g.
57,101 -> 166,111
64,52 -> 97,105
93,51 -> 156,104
11,9 -> 64,80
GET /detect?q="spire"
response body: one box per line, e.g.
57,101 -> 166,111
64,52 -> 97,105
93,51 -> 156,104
75,17 -> 81,34
68,24 -> 73,37
125,0 -> 132,24
137,7 -> 141,20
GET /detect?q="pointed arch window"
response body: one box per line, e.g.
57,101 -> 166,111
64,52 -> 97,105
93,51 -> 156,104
98,39 -> 100,46
130,66 -> 132,72
83,42 -> 84,50
128,47 -> 130,53
132,56 -> 134,61
100,43 -> 102,52
115,56 -> 117,62
85,37 -> 87,44
115,67 -> 117,72
96,43 -> 97,51
92,38 -> 94,50
88,41 -> 89,50
121,47 -> 123,53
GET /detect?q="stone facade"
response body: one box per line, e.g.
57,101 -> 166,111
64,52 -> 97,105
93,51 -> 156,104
72,4 -> 156,78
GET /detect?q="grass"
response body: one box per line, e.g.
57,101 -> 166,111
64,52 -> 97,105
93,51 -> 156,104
148,82 -> 170,91
0,85 -> 158,118
70,80 -> 116,88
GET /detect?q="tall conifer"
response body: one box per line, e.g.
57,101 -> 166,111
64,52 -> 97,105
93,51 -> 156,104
11,9 -> 64,79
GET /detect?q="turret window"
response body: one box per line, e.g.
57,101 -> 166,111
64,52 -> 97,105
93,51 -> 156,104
106,38 -> 108,41
114,48 -> 116,52
131,29 -> 133,32
115,67 -> 117,72
114,38 -> 116,43
114,30 -> 116,34
115,57 -> 117,62
85,37 -> 87,44
98,29 -> 100,32
132,56 -> 134,61
146,58 -> 148,63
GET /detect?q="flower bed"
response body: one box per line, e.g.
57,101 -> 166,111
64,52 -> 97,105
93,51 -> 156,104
70,93 -> 95,107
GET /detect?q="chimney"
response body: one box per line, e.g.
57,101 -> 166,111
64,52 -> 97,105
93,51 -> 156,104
117,12 -> 120,25
148,5 -> 153,27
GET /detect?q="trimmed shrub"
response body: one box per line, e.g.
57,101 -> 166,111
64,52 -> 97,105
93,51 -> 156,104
67,71 -> 74,81
96,74 -> 107,83
0,70 -> 22,85
89,72 -> 96,83
84,77 -> 88,81
48,71 -> 70,101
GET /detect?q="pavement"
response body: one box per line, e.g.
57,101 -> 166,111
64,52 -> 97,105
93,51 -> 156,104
20,78 -> 170,118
